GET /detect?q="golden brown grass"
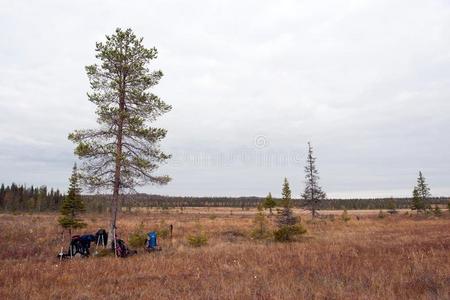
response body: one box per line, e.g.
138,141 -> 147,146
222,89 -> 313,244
0,209 -> 449,299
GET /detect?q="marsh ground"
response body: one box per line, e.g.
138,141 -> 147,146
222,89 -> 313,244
0,208 -> 449,299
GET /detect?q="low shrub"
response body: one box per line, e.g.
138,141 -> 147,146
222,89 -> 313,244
341,209 -> 351,222
158,228 -> 170,239
251,228 -> 271,240
128,222 -> 147,248
187,223 -> 208,247
250,211 -> 270,240
157,221 -> 170,239
187,233 -> 208,247
433,206 -> 442,216
129,232 -> 146,248
273,224 -> 306,242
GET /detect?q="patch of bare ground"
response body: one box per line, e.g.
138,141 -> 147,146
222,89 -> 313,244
0,210 -> 449,299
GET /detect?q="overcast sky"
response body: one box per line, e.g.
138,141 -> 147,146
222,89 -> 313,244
1,0 -> 449,198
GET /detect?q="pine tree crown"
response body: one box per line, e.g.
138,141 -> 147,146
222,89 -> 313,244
68,28 -> 171,193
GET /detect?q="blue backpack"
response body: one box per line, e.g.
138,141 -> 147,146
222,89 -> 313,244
147,231 -> 158,250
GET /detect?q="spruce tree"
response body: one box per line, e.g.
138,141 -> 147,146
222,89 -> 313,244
68,28 -> 171,245
411,187 -> 424,213
58,164 -> 86,236
262,192 -> 276,215
411,171 -> 431,213
301,142 -> 326,218
416,171 -> 431,209
277,178 -> 297,227
387,199 -> 398,214
275,178 -> 306,241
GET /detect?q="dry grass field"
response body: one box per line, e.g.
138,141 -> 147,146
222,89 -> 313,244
0,208 -> 449,299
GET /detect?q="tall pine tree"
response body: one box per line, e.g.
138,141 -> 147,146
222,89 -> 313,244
302,142 -> 326,218
59,164 -> 86,236
68,28 -> 171,245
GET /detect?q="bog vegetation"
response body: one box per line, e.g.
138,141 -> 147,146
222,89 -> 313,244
0,209 -> 449,299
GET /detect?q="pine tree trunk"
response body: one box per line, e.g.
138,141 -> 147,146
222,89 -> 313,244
108,79 -> 126,250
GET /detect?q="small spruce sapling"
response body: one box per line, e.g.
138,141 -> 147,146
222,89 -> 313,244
387,199 -> 398,215
262,192 -> 276,215
187,222 -> 208,247
251,205 -> 270,240
128,222 -> 147,248
411,171 -> 432,213
274,178 -> 306,242
58,164 -> 86,236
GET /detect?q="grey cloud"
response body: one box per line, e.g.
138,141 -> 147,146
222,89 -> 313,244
0,0 -> 449,197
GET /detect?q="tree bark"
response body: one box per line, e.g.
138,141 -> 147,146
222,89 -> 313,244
108,73 -> 126,250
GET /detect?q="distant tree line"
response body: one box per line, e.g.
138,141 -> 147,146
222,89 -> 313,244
0,183 -> 64,212
2,183 -> 448,213
82,194 -> 450,211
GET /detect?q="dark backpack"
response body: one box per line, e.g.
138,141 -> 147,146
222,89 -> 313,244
95,229 -> 108,247
112,239 -> 129,257
57,234 -> 98,259
68,235 -> 82,256
69,234 -> 95,257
